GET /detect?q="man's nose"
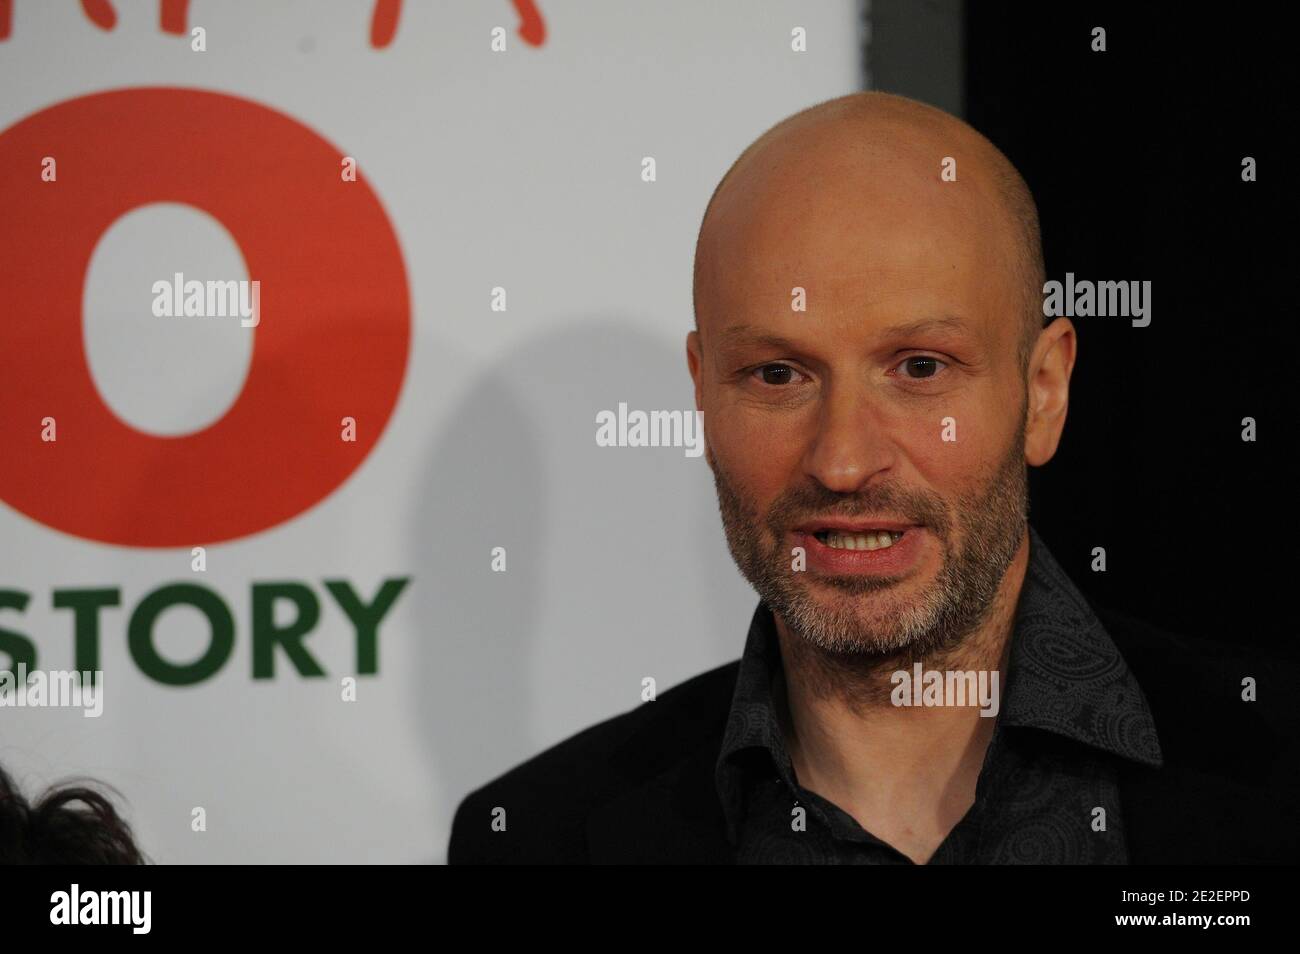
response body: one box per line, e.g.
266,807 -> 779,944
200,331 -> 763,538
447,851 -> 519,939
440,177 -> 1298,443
800,381 -> 895,494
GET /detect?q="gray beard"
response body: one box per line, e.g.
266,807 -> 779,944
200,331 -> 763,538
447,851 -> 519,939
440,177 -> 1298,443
710,425 -> 1028,665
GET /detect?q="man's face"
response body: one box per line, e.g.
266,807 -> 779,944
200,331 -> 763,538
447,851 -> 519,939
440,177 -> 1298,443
690,127 -> 1031,659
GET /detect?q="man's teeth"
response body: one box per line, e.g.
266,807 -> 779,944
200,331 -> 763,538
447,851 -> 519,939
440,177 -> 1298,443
816,530 -> 904,551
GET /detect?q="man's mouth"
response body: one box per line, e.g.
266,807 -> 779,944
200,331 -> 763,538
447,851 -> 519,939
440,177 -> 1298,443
811,529 -> 906,551
789,521 -> 925,576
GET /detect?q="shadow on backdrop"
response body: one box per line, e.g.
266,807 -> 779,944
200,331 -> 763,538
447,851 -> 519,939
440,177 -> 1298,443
410,319 -> 751,861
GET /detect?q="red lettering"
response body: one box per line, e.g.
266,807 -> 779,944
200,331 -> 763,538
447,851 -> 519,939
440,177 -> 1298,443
0,89 -> 410,546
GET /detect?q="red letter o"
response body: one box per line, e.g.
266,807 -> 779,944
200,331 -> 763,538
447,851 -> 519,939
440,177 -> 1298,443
0,88 -> 410,546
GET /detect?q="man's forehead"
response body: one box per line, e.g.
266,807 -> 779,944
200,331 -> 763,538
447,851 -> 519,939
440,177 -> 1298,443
695,178 -> 1021,352
699,221 -> 1011,342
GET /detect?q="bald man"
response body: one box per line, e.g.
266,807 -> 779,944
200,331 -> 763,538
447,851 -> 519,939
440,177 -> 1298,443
449,92 -> 1297,865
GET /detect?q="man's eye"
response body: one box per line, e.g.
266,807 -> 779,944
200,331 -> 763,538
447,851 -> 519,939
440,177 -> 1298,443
898,356 -> 946,379
752,363 -> 803,386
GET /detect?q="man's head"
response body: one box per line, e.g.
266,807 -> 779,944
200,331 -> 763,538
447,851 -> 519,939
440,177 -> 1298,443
687,91 -> 1076,660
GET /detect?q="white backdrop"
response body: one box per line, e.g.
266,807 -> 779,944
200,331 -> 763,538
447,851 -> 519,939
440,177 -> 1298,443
0,0 -> 860,862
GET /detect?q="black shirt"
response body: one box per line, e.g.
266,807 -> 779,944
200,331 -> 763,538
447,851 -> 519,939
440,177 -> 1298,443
713,525 -> 1165,864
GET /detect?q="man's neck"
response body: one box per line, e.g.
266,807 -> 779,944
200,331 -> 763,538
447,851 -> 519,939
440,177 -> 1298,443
771,531 -> 1030,863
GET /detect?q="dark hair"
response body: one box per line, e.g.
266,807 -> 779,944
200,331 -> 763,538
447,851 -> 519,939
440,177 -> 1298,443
0,763 -> 147,864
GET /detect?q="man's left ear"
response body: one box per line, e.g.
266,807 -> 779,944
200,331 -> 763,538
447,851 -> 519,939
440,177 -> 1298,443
1024,318 -> 1077,466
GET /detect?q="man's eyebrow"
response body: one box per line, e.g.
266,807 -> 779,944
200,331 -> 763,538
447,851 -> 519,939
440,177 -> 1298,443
879,316 -> 976,339
712,324 -> 799,351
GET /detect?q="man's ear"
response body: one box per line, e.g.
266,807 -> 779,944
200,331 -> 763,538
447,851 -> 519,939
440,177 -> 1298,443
686,330 -> 704,412
1025,318 -> 1077,466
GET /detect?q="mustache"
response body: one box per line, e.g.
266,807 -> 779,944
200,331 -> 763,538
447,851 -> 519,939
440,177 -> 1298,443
764,482 -> 952,539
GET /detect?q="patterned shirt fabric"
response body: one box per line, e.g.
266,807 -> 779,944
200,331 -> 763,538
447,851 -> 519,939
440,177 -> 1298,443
714,524 -> 1164,864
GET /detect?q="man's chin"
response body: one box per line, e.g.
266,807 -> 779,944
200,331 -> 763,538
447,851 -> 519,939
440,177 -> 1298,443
768,576 -> 942,656
805,571 -> 911,595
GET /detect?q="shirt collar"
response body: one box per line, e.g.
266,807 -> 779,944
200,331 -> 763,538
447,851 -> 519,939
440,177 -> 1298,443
997,525 -> 1162,766
714,524 -> 1163,845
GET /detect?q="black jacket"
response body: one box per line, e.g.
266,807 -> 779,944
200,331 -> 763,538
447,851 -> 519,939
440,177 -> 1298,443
448,604 -> 1300,864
